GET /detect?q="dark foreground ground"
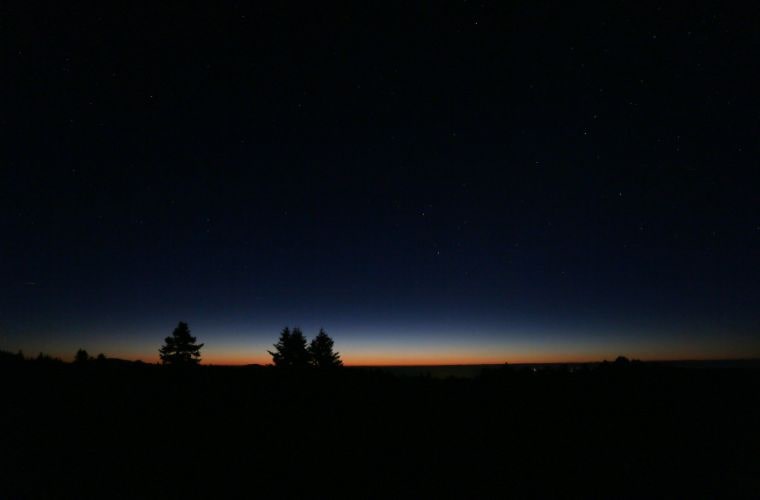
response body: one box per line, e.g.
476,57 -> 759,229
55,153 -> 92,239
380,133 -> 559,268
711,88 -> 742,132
2,358 -> 759,498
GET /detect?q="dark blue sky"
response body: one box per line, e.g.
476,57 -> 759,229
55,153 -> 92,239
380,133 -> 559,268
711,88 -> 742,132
2,1 -> 758,363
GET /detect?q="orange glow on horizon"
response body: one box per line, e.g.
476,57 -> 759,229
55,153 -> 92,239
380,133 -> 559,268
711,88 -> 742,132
67,342 -> 760,366
191,351 -> 750,366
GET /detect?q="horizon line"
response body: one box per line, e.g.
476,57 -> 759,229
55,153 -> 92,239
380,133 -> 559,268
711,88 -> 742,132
87,355 -> 760,367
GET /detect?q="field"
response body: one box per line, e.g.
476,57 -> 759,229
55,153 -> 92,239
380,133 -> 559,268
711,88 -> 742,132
2,358 -> 759,498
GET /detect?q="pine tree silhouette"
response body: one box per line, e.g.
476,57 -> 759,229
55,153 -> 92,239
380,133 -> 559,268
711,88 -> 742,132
269,326 -> 291,366
309,328 -> 342,368
75,348 -> 90,364
268,326 -> 310,368
159,321 -> 203,365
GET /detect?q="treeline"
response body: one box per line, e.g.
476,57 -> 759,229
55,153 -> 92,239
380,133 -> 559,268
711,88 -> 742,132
158,321 -> 342,367
269,327 -> 342,368
2,321 -> 342,368
0,349 -> 129,365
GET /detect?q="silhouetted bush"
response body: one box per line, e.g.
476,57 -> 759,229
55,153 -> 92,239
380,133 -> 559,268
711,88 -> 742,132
32,352 -> 62,365
0,349 -> 25,365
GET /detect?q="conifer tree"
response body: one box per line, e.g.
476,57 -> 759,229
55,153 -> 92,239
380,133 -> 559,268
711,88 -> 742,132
309,328 -> 342,368
159,321 -> 203,365
75,348 -> 90,364
268,326 -> 310,367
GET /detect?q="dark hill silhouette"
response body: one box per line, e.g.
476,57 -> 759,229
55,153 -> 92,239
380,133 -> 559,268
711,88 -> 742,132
0,352 -> 758,497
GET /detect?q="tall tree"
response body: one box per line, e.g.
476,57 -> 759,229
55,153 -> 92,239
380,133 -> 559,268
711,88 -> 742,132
309,328 -> 342,368
268,326 -> 290,366
268,326 -> 310,368
159,321 -> 203,365
74,348 -> 90,364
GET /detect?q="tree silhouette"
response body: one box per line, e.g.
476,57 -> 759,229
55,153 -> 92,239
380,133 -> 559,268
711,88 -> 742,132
268,326 -> 290,366
268,326 -> 310,368
309,328 -> 342,368
75,348 -> 90,364
159,321 -> 203,365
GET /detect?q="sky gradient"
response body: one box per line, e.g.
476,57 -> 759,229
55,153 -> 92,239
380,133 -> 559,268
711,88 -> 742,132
2,2 -> 758,364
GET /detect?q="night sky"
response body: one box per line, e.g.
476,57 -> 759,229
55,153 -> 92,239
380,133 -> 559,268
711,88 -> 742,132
3,2 -> 758,364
